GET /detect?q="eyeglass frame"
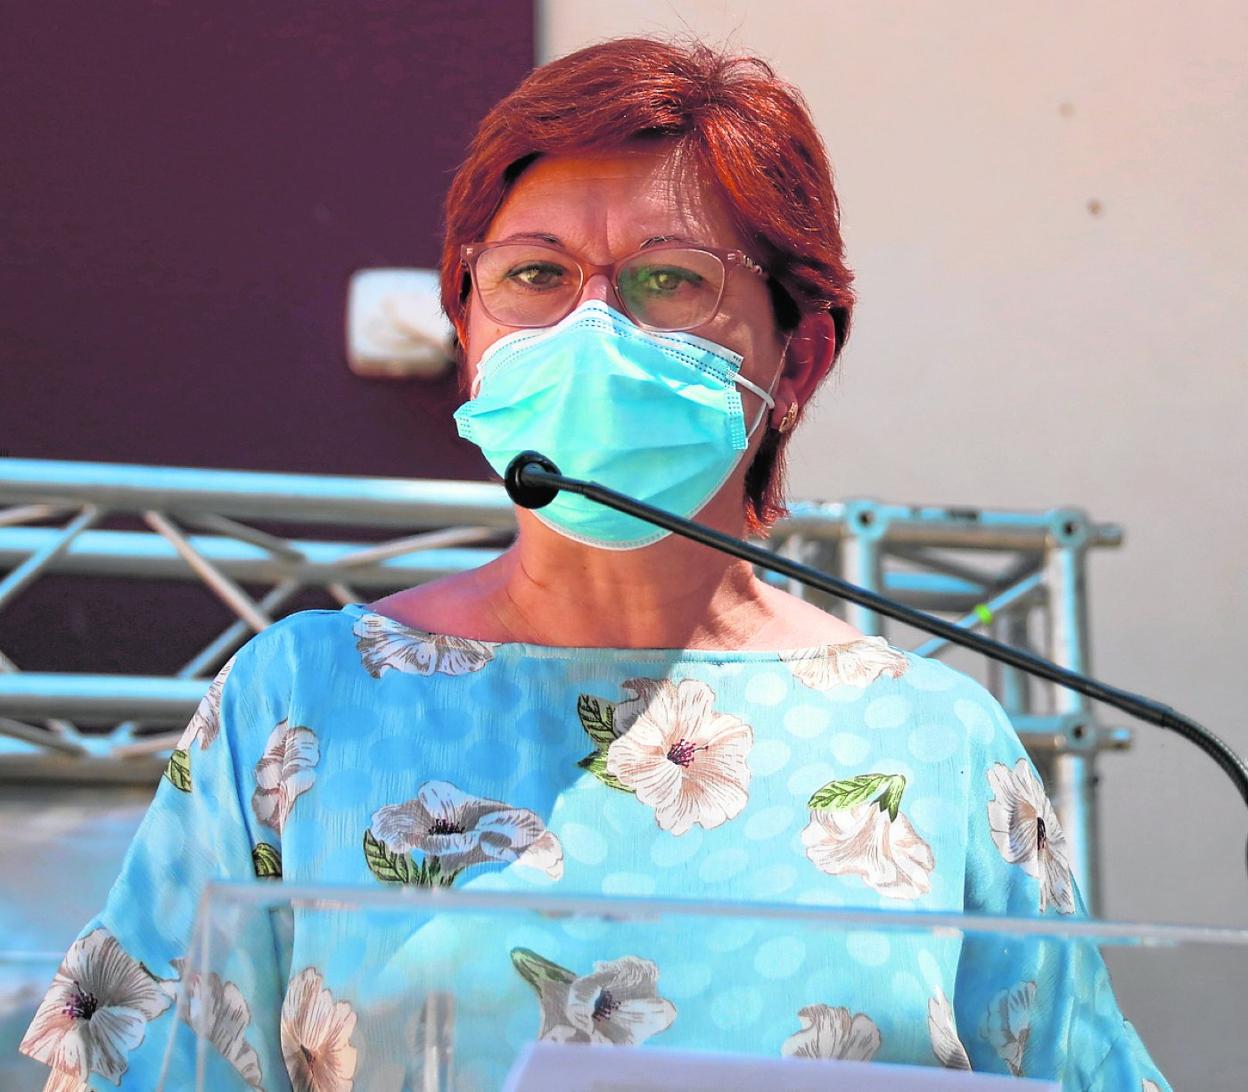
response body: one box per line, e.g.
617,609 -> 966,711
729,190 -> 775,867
459,240 -> 769,333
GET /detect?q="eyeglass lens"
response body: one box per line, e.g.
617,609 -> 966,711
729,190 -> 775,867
473,243 -> 726,331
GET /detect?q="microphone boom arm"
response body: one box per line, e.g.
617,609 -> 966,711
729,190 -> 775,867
507,452 -> 1248,869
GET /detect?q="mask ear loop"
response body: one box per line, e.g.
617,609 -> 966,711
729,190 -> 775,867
739,332 -> 794,441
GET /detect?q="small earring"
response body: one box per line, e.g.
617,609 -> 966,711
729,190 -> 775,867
778,401 -> 799,434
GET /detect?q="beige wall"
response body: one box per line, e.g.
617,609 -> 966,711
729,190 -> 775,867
539,2 -> 1247,927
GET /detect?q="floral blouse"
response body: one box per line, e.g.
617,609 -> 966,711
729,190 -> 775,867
20,602 -> 1170,1091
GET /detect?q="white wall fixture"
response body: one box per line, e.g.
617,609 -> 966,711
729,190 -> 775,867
345,268 -> 455,379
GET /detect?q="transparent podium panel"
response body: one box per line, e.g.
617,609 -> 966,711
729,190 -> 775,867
168,882 -> 1248,1091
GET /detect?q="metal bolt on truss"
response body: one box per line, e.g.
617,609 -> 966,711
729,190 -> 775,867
0,457 -> 1129,911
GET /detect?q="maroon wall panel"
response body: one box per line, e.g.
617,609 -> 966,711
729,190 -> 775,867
0,2 -> 535,683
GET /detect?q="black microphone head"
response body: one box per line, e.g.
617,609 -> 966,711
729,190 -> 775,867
504,451 -> 562,509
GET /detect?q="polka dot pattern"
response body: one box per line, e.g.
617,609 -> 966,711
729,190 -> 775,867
754,935 -> 807,980
698,847 -> 750,884
711,986 -> 764,1030
955,697 -> 997,744
829,732 -> 871,766
909,720 -> 961,764
601,871 -> 656,896
846,931 -> 891,967
651,826 -> 703,868
787,761 -> 838,799
750,737 -> 792,776
745,804 -> 797,841
783,703 -> 831,738
560,822 -> 608,866
864,694 -> 911,730
661,961 -> 714,1001
745,672 -> 789,706
68,603 -> 1133,1092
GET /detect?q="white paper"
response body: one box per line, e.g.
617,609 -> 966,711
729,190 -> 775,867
502,1041 -> 1060,1091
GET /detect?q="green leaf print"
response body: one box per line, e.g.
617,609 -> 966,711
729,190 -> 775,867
577,750 -> 635,793
413,855 -> 462,887
880,776 -> 906,822
163,749 -> 192,793
363,829 -> 415,884
808,773 -> 907,819
577,694 -> 617,747
363,831 -> 462,887
511,947 -> 576,992
252,842 -> 282,879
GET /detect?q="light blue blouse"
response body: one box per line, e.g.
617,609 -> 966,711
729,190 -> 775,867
20,602 -> 1169,1090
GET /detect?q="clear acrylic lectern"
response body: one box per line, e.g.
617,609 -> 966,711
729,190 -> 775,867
166,882 -> 1247,1090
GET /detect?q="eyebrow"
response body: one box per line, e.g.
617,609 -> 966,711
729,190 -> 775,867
495,231 -> 704,249
498,231 -> 564,245
640,233 -> 698,248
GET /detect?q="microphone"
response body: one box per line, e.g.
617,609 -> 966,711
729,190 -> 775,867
504,450 -> 561,510
504,450 -> 1248,877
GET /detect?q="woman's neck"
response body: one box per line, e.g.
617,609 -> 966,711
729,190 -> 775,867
368,489 -> 865,652
480,533 -> 772,650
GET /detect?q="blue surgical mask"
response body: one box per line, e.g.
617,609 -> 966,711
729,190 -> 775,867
453,300 -> 784,550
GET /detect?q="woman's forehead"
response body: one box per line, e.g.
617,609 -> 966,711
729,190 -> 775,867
487,146 -> 745,253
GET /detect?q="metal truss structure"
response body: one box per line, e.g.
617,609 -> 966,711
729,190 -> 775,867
0,457 -> 1131,912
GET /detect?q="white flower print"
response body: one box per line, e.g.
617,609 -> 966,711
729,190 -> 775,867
353,611 -> 495,678
281,967 -> 358,1092
511,949 -> 676,1046
1142,1081 -> 1161,1092
605,678 -> 753,836
979,980 -> 1036,1077
368,780 -> 564,884
169,957 -> 263,1088
252,720 -> 320,835
175,655 -> 236,751
19,928 -> 173,1086
802,774 -> 935,899
780,635 -> 908,691
987,758 -> 1075,914
781,1004 -> 881,1061
928,988 -> 971,1070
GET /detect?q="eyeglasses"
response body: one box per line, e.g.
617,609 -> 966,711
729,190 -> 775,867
460,241 -> 767,333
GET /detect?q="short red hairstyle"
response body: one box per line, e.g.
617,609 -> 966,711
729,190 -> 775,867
441,37 -> 855,533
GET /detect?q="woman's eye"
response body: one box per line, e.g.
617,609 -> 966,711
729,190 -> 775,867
506,262 -> 567,289
637,267 -> 703,293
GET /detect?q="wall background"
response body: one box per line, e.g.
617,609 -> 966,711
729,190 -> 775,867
1,0 -> 532,675
540,0 -> 1247,1082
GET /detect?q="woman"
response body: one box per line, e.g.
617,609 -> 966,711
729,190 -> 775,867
21,37 -> 1168,1090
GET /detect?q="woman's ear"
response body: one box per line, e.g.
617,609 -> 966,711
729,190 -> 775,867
770,311 -> 839,429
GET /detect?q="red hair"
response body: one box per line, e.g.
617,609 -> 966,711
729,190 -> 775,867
441,37 -> 855,533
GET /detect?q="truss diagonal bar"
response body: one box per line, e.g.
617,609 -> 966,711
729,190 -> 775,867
336,525 -> 500,568
912,571 -> 1047,657
189,580 -> 304,673
142,510 -> 273,633
109,579 -> 307,743
0,504 -> 102,611
113,732 -> 184,757
886,542 -> 1015,592
0,503 -> 74,528
0,716 -> 86,755
0,626 -> 83,744
327,582 -> 362,605
172,511 -> 308,562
